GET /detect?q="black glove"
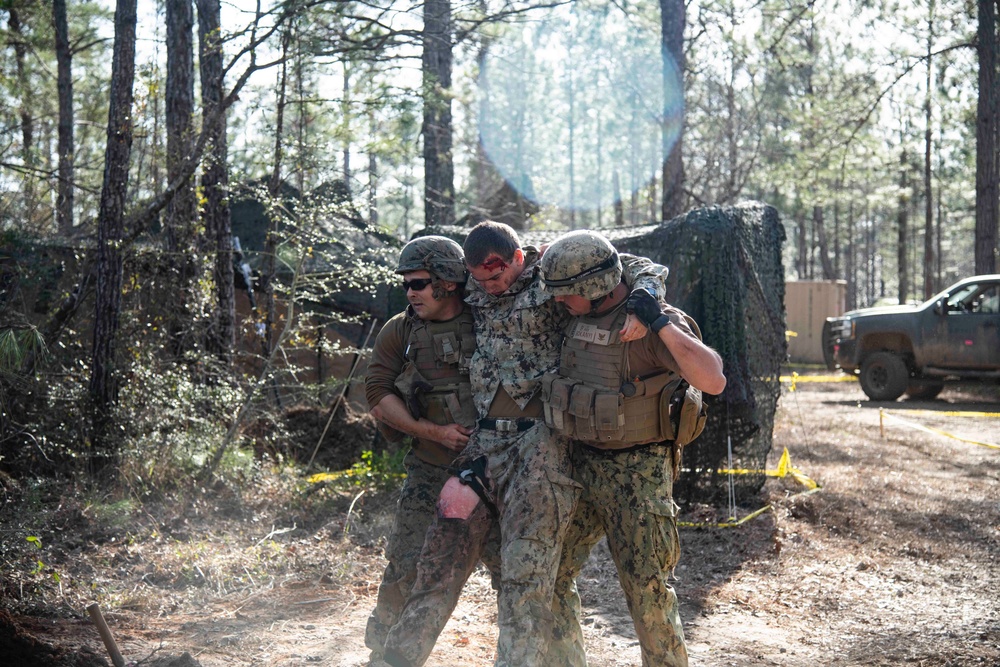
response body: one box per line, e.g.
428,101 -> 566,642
626,288 -> 672,333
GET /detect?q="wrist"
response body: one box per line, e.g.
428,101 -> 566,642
413,418 -> 434,441
651,314 -> 672,333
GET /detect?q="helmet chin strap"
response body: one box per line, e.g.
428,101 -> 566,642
587,281 -> 626,315
588,293 -> 612,315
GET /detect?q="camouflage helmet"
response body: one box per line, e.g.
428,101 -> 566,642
395,235 -> 468,283
540,230 -> 622,299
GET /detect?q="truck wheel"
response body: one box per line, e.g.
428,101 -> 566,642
905,380 -> 944,400
859,352 -> 908,401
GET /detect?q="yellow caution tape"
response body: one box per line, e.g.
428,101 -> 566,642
307,470 -> 353,483
306,470 -> 407,484
679,487 -> 821,529
880,409 -> 1000,450
679,448 -> 821,529
885,408 -> 1000,419
717,447 -> 820,490
779,373 -> 856,383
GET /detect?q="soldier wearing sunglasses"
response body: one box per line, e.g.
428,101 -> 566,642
364,235 -> 500,667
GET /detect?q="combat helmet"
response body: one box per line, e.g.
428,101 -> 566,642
395,235 -> 468,283
540,230 -> 622,299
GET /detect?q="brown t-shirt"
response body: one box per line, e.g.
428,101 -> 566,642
364,308 -> 471,466
486,385 -> 545,419
365,310 -> 411,412
621,305 -> 699,382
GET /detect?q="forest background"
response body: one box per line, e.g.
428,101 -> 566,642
0,0 -> 998,655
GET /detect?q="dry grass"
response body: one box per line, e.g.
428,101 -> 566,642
1,377 -> 999,666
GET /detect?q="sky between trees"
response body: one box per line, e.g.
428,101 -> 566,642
1,0 -> 992,305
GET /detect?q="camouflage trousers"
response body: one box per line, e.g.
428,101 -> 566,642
383,422 -> 580,667
547,443 -> 687,667
364,450 -> 499,664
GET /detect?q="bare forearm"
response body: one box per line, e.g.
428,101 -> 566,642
371,394 -> 471,451
372,394 -> 440,442
658,324 -> 727,395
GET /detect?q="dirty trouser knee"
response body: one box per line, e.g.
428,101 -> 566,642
491,426 -> 580,667
382,500 -> 494,667
546,493 -> 606,667
586,444 -> 688,667
364,452 -> 452,661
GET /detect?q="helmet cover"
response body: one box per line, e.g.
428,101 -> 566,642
540,230 -> 622,299
395,235 -> 468,283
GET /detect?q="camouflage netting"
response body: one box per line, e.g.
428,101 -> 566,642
599,203 -> 787,505
423,201 -> 787,506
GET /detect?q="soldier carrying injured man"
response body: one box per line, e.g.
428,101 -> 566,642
377,222 -> 670,667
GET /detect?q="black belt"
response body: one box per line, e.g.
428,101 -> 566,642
477,417 -> 538,433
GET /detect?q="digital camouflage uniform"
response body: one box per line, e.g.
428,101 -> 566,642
363,447 -> 459,660
539,245 -> 703,667
550,442 -> 686,667
545,307 -> 699,667
382,247 -> 667,667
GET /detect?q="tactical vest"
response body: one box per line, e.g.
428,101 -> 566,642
394,309 -> 478,464
542,303 -> 706,450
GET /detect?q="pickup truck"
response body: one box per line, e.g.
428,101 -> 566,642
823,274 -> 1000,400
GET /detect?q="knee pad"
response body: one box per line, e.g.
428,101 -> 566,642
437,476 -> 481,519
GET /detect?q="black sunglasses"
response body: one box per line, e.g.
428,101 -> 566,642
402,278 -> 434,292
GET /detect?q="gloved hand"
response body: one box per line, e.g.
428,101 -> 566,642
626,288 -> 672,333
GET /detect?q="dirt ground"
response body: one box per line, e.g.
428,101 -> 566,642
2,374 -> 999,666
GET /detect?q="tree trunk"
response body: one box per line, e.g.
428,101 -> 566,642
166,0 -> 197,251
629,86 -> 639,226
648,142 -> 658,223
567,65 -> 576,229
808,211 -> 815,279
898,150 -> 909,305
975,0 -> 999,274
847,202 -> 856,310
923,7 -> 936,298
197,0 -> 235,359
936,190 -> 943,288
659,0 -> 685,220
368,113 -> 379,226
89,0 -> 138,463
165,0 -> 198,355
596,111 -> 603,227
263,28 -> 290,405
814,205 -> 835,279
613,171 -> 624,227
53,0 -> 75,235
9,9 -> 36,223
296,47 -> 306,195
342,63 -> 351,192
422,0 -> 455,227
725,51 -> 737,203
833,197 -> 841,277
796,211 -> 807,279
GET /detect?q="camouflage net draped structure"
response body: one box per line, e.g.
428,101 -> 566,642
422,201 -> 787,506
602,203 -> 787,505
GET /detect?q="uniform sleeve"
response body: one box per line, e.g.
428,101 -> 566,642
639,305 -> 701,373
620,253 -> 668,301
364,313 -> 410,410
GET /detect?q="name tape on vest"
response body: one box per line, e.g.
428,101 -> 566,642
571,322 -> 613,346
